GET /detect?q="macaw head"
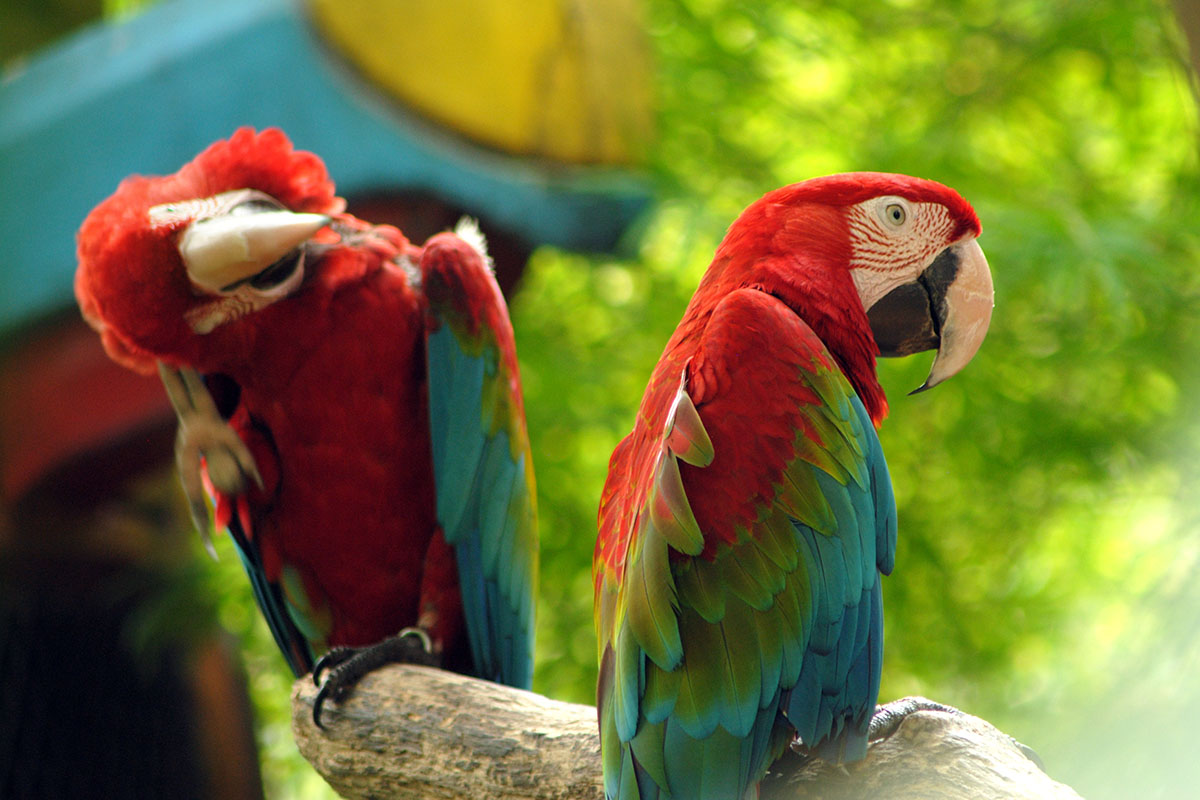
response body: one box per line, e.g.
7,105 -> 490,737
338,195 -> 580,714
75,127 -> 344,373
708,171 -> 992,422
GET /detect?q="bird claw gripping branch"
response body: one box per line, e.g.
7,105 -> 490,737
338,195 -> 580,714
310,627 -> 438,728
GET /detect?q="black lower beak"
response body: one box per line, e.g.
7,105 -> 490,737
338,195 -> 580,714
866,246 -> 960,358
864,236 -> 993,394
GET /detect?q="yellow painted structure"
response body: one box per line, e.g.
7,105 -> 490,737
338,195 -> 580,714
308,0 -> 653,165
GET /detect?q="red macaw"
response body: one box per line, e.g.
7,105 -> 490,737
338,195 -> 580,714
75,128 -> 538,721
594,173 -> 992,798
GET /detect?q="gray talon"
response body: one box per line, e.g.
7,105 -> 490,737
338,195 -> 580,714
398,626 -> 434,653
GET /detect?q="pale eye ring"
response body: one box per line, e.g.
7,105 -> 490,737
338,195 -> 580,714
884,203 -> 907,226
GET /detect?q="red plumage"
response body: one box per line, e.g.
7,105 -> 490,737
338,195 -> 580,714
76,128 -> 347,375
75,129 -> 539,688
595,172 -> 990,798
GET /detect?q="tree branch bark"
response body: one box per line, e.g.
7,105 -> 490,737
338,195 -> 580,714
1174,0 -> 1200,85
291,665 -> 1082,800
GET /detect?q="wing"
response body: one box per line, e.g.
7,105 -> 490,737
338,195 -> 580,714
205,379 -> 319,678
420,223 -> 538,689
595,288 -> 896,799
221,499 -> 316,677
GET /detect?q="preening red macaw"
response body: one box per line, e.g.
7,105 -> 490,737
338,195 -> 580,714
75,127 -> 537,721
594,173 -> 992,799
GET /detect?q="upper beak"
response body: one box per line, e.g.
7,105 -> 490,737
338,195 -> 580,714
865,236 -> 993,393
180,209 -> 330,293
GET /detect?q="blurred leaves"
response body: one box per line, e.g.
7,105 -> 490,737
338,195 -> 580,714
0,0 -> 100,65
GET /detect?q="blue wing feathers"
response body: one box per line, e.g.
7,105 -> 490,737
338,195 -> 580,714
659,704 -> 783,800
227,514 -> 313,677
755,609 -> 785,702
423,260 -> 536,691
477,434 -> 516,572
454,532 -> 490,673
774,390 -> 891,762
605,298 -> 897,798
871,455 -> 897,576
848,391 -> 896,576
484,568 -> 506,681
427,326 -> 487,541
865,580 -> 885,718
832,589 -> 861,683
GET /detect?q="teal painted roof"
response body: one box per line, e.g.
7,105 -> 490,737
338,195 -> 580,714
0,0 -> 651,334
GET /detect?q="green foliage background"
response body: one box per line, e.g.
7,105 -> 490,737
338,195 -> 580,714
522,2 -> 1200,799
7,0 -> 1198,797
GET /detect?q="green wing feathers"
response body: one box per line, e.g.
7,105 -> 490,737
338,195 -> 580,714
595,289 -> 896,799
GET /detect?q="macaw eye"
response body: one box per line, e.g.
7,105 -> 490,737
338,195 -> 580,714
884,203 -> 907,226
246,248 -> 306,292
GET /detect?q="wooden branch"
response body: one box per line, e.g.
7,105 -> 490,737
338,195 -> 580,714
291,665 -> 1082,800
293,665 -> 601,799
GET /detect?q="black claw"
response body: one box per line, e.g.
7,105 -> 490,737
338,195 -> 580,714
312,646 -> 358,687
312,682 -> 336,730
311,630 -> 440,729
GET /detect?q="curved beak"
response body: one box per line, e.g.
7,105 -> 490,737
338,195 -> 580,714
180,210 -> 330,293
865,236 -> 993,393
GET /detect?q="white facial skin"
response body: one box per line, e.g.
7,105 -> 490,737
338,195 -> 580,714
149,190 -> 329,333
845,195 -> 993,390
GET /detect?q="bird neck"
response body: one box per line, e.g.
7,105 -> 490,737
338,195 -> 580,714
690,210 -> 889,425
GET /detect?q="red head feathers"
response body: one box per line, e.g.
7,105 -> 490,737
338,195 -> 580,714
76,128 -> 346,373
688,171 -> 990,423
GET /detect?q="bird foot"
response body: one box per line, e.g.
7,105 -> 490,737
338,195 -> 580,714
157,362 -> 262,557
866,696 -> 962,742
311,627 -> 439,728
866,697 -> 1045,771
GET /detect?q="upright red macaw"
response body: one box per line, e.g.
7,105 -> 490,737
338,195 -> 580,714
75,128 -> 538,720
594,173 -> 992,799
